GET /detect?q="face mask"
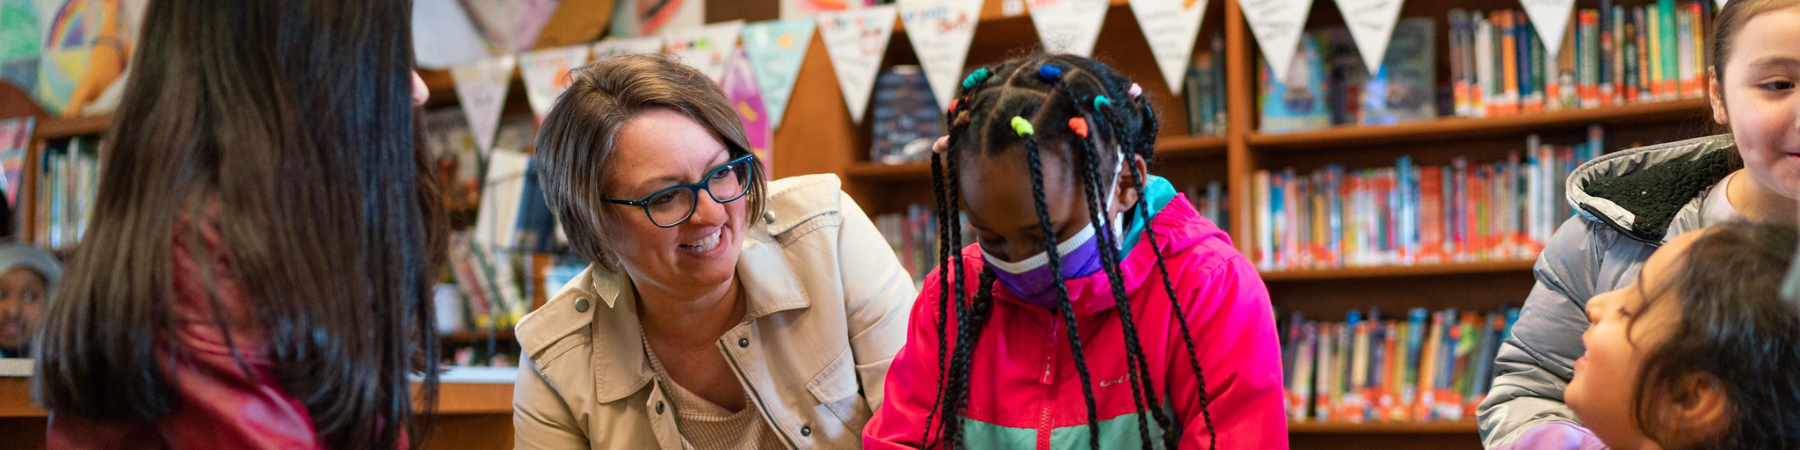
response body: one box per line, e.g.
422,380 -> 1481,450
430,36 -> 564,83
979,149 -> 1132,309
981,224 -> 1104,309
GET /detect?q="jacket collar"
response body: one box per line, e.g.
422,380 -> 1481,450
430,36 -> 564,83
583,222 -> 813,403
1567,134 -> 1737,244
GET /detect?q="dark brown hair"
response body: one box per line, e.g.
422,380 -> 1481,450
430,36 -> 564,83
533,53 -> 766,271
1630,221 -> 1800,450
31,1 -> 445,449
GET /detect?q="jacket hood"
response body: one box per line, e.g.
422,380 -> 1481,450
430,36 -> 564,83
1567,134 -> 1738,243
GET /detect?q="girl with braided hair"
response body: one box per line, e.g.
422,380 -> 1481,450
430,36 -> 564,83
863,54 -> 1288,449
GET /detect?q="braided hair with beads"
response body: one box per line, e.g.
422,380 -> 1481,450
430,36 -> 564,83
921,54 -> 1218,450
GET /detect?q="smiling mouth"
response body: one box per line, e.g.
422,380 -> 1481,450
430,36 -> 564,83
680,229 -> 722,253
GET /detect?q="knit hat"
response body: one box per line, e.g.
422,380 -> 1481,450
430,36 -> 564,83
0,244 -> 62,290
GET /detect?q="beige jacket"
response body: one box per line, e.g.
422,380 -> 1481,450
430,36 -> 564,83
512,174 -> 917,450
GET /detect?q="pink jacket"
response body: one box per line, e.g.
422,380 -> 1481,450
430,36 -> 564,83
864,194 -> 1289,449
48,213 -> 344,449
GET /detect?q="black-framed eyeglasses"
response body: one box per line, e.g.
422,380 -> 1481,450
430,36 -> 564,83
607,154 -> 758,228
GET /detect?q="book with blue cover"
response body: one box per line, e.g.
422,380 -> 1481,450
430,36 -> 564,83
1362,18 -> 1438,125
1259,36 -> 1332,133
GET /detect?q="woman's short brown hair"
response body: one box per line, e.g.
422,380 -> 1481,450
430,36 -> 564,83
534,53 -> 766,271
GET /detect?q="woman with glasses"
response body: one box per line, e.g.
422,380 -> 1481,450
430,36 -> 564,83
513,53 -> 916,450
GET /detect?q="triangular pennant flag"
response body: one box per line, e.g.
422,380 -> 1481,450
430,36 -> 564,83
819,6 -> 898,124
592,36 -> 665,62
1027,0 -> 1111,57
741,18 -> 817,130
665,20 -> 746,82
900,0 -> 981,110
1240,0 -> 1313,81
1128,0 -> 1209,94
450,55 -> 517,156
719,47 -> 775,175
519,45 -> 591,120
1333,0 -> 1404,76
1521,0 -> 1575,58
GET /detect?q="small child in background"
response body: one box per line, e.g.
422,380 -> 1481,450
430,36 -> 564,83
1499,221 -> 1800,449
0,243 -> 60,358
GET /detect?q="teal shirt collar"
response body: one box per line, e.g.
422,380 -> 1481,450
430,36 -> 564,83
1118,175 -> 1176,257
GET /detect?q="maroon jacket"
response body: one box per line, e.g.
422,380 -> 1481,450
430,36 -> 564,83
47,215 -> 328,449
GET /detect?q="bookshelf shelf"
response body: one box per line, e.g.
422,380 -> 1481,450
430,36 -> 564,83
1248,99 -> 1710,152
1260,259 -> 1536,282
1287,420 -> 1479,434
32,114 -> 112,140
1158,135 -> 1230,160
844,135 -> 1225,184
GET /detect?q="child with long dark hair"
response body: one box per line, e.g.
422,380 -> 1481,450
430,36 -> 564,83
31,1 -> 445,449
1493,221 -> 1800,450
863,54 -> 1287,449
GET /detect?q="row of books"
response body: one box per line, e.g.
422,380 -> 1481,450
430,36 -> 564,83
1185,32 -> 1228,137
875,204 -> 972,286
443,244 -> 590,333
1284,307 -> 1523,423
1449,2 -> 1714,118
1260,18 -> 1438,132
36,136 -> 99,249
1252,126 -> 1605,271
1283,306 -> 1520,423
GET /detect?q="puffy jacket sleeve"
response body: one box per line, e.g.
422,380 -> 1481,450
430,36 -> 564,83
835,191 -> 919,413
1478,216 -> 1644,447
513,355 -> 589,449
861,266 -> 954,450
1165,245 -> 1289,450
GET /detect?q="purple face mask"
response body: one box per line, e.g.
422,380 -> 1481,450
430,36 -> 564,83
981,224 -> 1106,309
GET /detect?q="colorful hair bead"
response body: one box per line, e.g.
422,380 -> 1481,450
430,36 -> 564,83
1068,117 -> 1089,138
932,135 -> 950,154
1037,64 -> 1063,82
963,68 -> 991,90
947,98 -> 961,114
1127,83 -> 1143,98
1010,116 -> 1035,136
1093,95 -> 1113,110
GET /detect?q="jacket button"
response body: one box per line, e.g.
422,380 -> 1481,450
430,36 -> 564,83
763,211 -> 777,225
801,425 -> 811,437
655,401 -> 665,414
738,338 -> 750,348
574,298 -> 590,313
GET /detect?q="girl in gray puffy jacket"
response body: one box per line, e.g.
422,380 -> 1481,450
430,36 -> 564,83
1479,0 -> 1800,447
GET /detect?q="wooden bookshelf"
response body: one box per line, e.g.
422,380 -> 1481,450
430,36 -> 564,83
31,114 -> 112,140
1248,99 -> 1710,152
1260,259 -> 1537,282
1,375 -> 518,450
1288,421 -> 1479,434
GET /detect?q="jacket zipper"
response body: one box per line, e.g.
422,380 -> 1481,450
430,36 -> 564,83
718,339 -> 802,450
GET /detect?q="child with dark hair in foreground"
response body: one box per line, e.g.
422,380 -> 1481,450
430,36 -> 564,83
1498,221 -> 1800,450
